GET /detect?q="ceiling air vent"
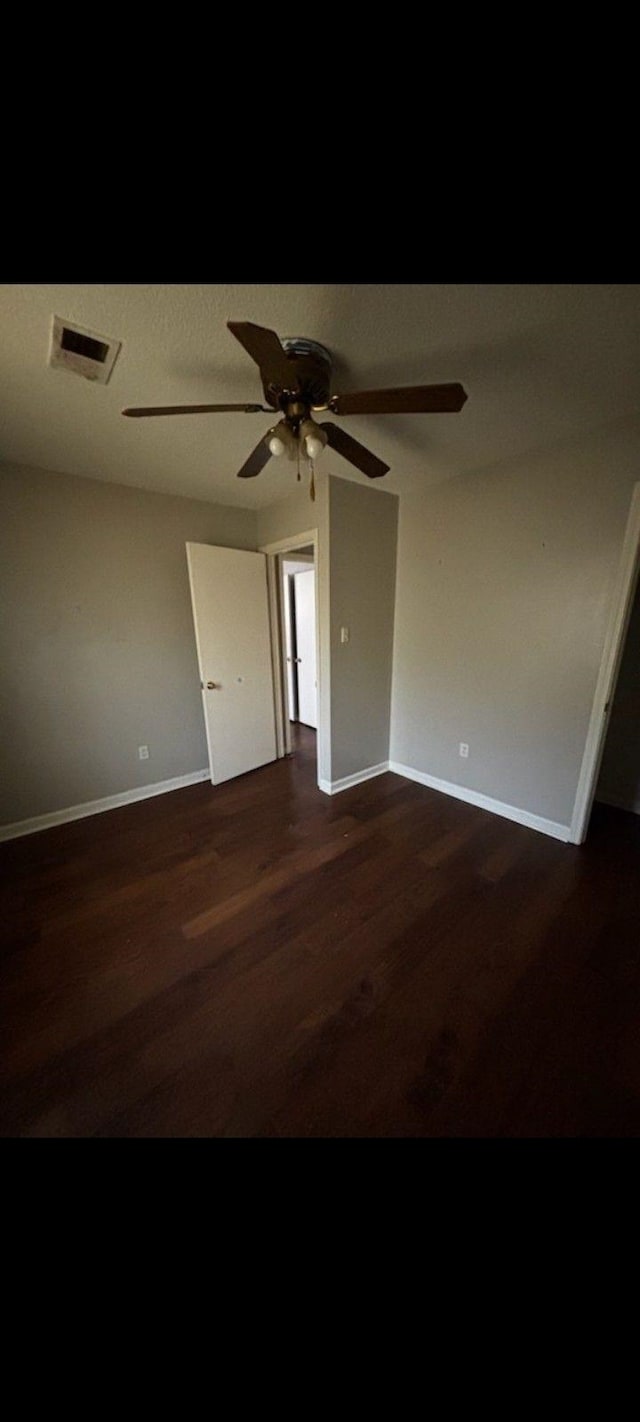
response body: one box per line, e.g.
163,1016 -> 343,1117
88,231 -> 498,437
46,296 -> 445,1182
49,315 -> 122,384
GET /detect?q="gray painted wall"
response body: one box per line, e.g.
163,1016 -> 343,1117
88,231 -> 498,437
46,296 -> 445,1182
256,472 -> 399,786
255,483 -> 318,548
8,421 -> 634,838
596,569 -> 640,813
0,463 -> 256,824
390,418 -> 640,828
329,477 -> 399,782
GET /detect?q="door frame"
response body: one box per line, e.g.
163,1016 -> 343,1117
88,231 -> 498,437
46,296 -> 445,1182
570,480 -> 640,843
260,528 -> 322,787
282,568 -> 299,725
292,566 -> 318,732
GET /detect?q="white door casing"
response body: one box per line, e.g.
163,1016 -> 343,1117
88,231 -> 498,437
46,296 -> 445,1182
186,542 -> 277,785
294,568 -> 317,729
282,575 -> 297,720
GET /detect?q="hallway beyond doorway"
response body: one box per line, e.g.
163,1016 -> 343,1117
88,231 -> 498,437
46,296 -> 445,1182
289,721 -> 316,768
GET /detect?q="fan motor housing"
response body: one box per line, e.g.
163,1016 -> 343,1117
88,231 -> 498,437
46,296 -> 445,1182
263,336 -> 333,412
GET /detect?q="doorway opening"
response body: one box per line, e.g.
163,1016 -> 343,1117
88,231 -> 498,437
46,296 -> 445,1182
260,527 -> 324,789
281,545 -> 317,772
592,556 -> 640,820
571,482 -> 640,842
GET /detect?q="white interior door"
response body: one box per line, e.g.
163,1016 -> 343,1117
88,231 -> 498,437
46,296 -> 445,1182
294,569 -> 317,729
186,542 -> 276,785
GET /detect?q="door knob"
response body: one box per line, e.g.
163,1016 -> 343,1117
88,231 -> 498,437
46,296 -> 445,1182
206,681 -> 218,690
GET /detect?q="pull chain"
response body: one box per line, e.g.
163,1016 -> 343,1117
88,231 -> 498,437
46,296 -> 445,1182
309,458 -> 316,502
297,439 -> 301,481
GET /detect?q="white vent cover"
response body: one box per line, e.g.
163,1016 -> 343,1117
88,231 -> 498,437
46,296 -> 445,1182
49,316 -> 122,384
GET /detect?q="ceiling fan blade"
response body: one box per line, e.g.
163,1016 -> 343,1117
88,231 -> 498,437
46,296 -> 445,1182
237,436 -> 272,479
123,403 -> 269,417
330,382 -> 468,415
321,422 -> 390,479
227,321 -> 297,391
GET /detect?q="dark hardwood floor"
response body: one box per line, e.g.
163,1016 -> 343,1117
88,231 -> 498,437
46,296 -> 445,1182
1,725 -> 639,1137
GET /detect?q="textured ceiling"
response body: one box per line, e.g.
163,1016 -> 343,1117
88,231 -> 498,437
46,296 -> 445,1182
1,283 -> 640,508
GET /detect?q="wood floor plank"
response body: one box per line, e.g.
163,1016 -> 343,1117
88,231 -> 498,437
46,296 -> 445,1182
1,727 -> 639,1137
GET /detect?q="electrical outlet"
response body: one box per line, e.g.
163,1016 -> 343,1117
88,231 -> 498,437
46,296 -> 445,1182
459,742 -> 469,758
341,626 -> 350,644
138,745 -> 149,760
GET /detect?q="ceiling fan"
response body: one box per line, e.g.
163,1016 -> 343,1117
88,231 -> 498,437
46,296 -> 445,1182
122,321 -> 468,486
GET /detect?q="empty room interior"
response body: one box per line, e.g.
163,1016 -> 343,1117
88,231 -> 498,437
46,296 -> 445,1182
1,283 -> 639,1138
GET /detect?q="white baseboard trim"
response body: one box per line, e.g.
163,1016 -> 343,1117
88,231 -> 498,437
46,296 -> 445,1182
595,791 -> 640,815
0,769 -> 211,843
318,761 -> 390,796
388,761 -> 571,842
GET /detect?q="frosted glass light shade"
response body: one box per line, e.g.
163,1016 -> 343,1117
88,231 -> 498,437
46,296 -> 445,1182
300,418 -> 327,462
266,421 -> 298,460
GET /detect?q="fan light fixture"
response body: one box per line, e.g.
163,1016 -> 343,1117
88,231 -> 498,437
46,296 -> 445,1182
300,418 -> 328,461
267,416 -> 327,463
267,421 -> 298,459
